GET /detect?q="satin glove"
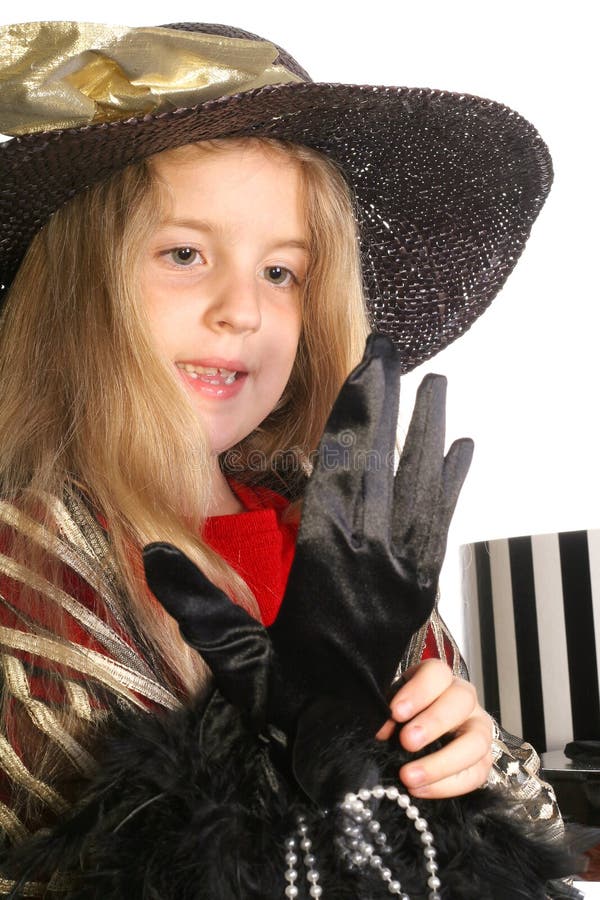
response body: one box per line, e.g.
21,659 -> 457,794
143,333 -> 473,803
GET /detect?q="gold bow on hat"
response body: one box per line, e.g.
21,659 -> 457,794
0,21 -> 302,136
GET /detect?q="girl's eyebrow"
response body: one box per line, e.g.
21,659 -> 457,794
157,216 -> 221,233
157,216 -> 309,252
271,239 -> 310,252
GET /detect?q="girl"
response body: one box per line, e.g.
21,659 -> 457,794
0,19 -> 564,897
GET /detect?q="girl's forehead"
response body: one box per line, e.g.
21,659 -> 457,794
150,143 -> 308,242
151,141 -> 304,205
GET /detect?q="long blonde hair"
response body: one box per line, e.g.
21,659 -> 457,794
0,137 -> 369,701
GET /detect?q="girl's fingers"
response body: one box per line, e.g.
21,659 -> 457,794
388,658 -> 458,726
374,658 -> 494,798
398,675 -> 480,752
376,659 -> 465,742
400,723 -> 494,798
375,718 -> 396,740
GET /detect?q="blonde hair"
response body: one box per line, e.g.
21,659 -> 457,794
0,137 -> 369,820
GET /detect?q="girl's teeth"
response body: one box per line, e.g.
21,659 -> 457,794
178,363 -> 238,384
183,363 -> 218,375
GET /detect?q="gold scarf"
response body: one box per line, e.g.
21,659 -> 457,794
0,22 -> 302,136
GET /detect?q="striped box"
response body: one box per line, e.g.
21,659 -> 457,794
462,530 -> 600,753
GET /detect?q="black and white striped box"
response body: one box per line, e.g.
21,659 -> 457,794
462,530 -> 600,753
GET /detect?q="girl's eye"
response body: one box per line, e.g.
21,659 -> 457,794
262,265 -> 295,287
167,247 -> 203,267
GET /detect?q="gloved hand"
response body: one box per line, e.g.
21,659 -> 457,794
143,332 -> 473,803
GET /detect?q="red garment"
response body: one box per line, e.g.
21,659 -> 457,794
202,481 -> 298,626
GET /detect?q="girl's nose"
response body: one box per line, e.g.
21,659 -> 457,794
204,274 -> 262,335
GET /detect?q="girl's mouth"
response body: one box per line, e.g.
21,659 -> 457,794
176,362 -> 239,386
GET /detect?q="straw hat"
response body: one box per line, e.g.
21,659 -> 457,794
0,21 -> 552,371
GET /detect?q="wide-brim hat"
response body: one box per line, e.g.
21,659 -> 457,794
0,21 -> 552,372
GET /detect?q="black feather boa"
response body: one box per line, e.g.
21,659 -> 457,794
1,692 -> 589,899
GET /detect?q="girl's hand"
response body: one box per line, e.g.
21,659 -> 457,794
375,658 -> 494,799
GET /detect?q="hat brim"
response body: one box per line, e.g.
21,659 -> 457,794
0,81 -> 552,371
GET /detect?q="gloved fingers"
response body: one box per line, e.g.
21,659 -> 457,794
419,435 -> 474,578
391,374 -> 447,551
359,333 -> 403,543
441,437 -> 474,518
300,332 -> 399,542
143,543 -> 272,722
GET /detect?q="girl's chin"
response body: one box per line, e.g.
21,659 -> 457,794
202,427 -> 251,459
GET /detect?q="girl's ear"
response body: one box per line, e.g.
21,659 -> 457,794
143,543 -> 273,728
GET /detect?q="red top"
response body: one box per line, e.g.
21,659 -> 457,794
202,481 -> 298,626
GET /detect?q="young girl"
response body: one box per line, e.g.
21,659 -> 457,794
0,19 -> 563,896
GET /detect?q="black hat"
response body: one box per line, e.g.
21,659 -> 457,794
0,21 -> 552,371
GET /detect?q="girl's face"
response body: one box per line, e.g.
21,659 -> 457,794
140,143 -> 307,455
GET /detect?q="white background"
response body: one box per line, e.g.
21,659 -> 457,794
1,1 -> 598,651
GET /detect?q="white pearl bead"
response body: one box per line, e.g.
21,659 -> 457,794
309,887 -> 323,898
284,886 -> 298,898
285,869 -> 297,881
334,783 -> 442,899
307,871 -> 319,884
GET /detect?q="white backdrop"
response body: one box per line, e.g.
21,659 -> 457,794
1,1 -> 597,653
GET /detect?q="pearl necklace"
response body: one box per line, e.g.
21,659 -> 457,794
283,785 -> 441,899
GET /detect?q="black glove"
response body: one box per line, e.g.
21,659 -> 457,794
143,332 -> 473,803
